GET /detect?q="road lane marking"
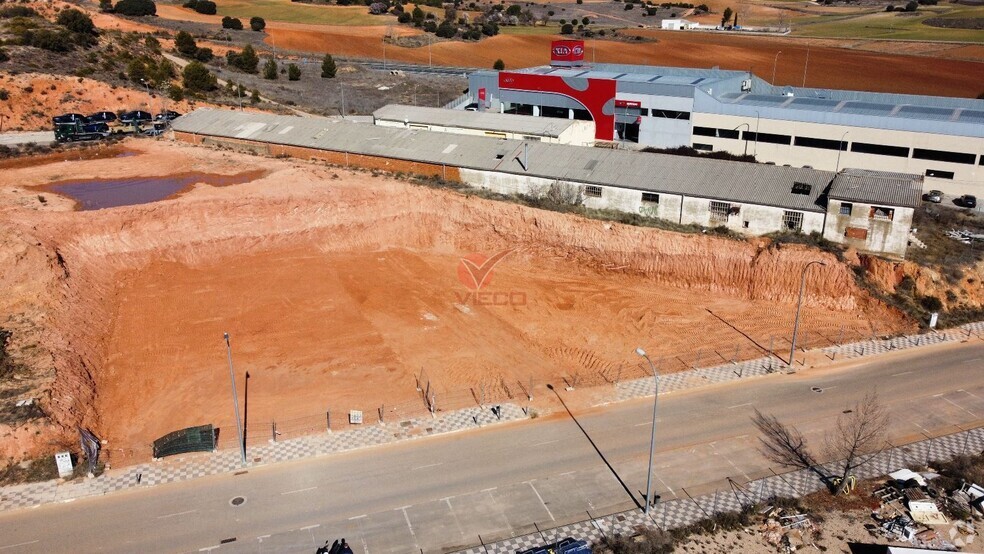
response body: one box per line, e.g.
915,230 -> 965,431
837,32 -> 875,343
559,471 -> 575,477
442,497 -> 466,537
256,535 -> 271,540
893,371 -> 913,377
657,476 -> 676,497
348,514 -> 367,520
400,506 -> 420,550
525,480 -> 555,522
634,421 -> 652,427
198,547 -> 219,553
532,440 -> 558,447
727,403 -> 752,409
481,487 -> 497,493
942,396 -> 978,418
300,524 -> 320,531
0,541 -> 39,550
411,463 -> 443,470
281,486 -> 318,495
157,509 -> 197,519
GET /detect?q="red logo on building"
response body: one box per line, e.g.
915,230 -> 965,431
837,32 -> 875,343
550,40 -> 585,65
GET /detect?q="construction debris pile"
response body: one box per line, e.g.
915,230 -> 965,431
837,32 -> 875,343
759,505 -> 822,553
946,229 -> 984,245
868,468 -> 979,550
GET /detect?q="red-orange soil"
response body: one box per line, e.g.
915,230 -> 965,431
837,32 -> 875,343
0,139 -> 909,465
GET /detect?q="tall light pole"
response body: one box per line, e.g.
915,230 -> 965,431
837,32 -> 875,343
224,333 -> 247,466
754,110 -> 761,157
802,46 -> 810,87
835,130 -> 849,173
140,78 -> 154,116
772,50 -> 782,85
733,123 -> 750,156
789,261 -> 826,369
635,347 -> 660,515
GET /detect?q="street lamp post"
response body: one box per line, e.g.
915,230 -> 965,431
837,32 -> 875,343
733,123 -> 750,157
754,110 -> 761,157
789,261 -> 826,369
635,347 -> 660,515
772,50 -> 782,85
223,333 -> 247,466
140,79 -> 154,117
835,131 -> 850,173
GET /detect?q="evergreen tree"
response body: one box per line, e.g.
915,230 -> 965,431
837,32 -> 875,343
262,58 -> 278,80
321,54 -> 337,78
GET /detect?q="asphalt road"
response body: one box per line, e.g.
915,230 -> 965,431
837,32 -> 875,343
0,341 -> 982,553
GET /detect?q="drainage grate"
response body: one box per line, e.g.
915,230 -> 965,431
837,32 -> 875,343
230,496 -> 246,507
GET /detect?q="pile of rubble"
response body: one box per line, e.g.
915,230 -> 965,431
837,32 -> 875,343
759,505 -> 822,553
946,229 -> 984,245
867,468 -> 979,550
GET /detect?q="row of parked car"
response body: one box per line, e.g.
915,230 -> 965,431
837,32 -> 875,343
52,110 -> 182,142
52,110 -> 182,125
923,189 -> 977,209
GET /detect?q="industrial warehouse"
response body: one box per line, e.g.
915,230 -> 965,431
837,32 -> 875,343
172,108 -> 920,257
465,41 -> 984,192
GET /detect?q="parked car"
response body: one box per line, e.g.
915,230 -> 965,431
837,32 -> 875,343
924,190 -> 943,203
87,111 -> 118,123
54,121 -> 110,142
142,122 -> 167,136
119,110 -> 153,124
52,113 -> 86,124
959,194 -> 978,209
155,110 -> 181,121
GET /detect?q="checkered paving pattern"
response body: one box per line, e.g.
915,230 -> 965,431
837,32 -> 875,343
454,426 -> 984,554
0,403 -> 526,514
821,322 -> 984,362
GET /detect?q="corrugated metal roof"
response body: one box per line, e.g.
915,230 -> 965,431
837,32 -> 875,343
373,105 -> 580,137
172,109 -> 931,213
828,169 -> 922,208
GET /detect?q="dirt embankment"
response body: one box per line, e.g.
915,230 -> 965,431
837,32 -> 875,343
0,73 -> 208,132
0,140 -> 905,464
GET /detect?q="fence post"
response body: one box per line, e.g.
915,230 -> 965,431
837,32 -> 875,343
694,348 -> 702,370
379,405 -> 384,424
528,375 -> 533,401
731,344 -> 739,363
272,420 -> 277,443
767,336 -> 774,372
326,409 -> 331,433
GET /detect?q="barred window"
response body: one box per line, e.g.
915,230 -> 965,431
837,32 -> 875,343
782,211 -> 803,231
584,185 -> 603,198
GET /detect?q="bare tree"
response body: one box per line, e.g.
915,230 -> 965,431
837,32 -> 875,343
752,391 -> 889,495
825,392 -> 890,493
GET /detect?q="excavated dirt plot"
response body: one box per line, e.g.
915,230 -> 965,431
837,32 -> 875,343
0,139 -> 909,466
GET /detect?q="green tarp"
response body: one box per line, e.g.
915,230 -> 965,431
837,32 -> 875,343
153,424 -> 215,458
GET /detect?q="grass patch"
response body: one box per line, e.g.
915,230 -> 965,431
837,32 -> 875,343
214,0 -> 392,26
792,8 -> 984,41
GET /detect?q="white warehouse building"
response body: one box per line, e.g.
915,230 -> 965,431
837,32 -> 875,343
466,48 -> 984,195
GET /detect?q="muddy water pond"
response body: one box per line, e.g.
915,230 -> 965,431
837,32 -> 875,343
43,170 -> 264,210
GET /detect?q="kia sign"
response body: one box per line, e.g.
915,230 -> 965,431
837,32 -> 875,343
550,40 -> 585,67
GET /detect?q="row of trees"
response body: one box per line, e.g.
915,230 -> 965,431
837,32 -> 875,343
221,16 -> 266,31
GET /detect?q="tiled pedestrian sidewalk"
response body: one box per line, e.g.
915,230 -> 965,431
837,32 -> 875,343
0,404 -> 526,513
615,321 -> 984,403
455,422 -> 984,553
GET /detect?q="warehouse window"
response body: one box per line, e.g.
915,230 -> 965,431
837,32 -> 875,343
925,169 -> 954,179
709,201 -> 730,223
743,131 -> 792,145
851,142 -> 909,158
693,143 -> 713,151
870,206 -> 894,220
693,126 -> 716,137
791,182 -> 812,195
716,128 -> 740,139
794,136 -> 845,150
782,211 -> 803,231
839,202 -> 853,216
641,192 -> 659,204
913,148 -> 976,165
584,185 -> 603,198
651,109 -> 690,120
522,135 -> 543,142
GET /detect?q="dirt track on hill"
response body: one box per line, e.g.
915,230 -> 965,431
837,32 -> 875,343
0,139 -> 909,466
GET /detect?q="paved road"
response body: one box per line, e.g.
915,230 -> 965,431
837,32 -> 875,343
0,342 -> 982,553
0,131 -> 54,146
